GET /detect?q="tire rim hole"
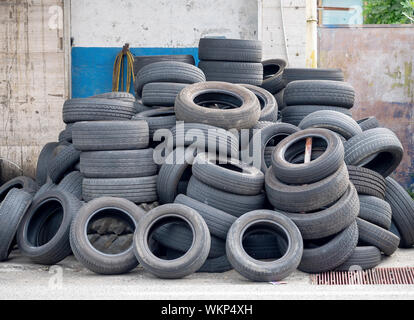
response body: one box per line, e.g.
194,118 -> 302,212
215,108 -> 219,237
193,92 -> 243,110
284,137 -> 327,164
263,65 -> 281,79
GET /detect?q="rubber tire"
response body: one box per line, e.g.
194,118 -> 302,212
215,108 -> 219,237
281,105 -> 352,126
36,142 -> 60,185
198,38 -> 262,62
133,204 -> 210,279
0,189 -> 33,261
271,128 -> 344,185
261,59 -> 287,94
70,197 -> 146,275
299,110 -> 362,140
385,177 -> 414,248
91,92 -> 135,102
174,194 -> 236,239
58,124 -> 74,143
357,117 -> 380,131
348,166 -> 386,199
132,108 -> 176,137
134,54 -> 195,77
344,128 -> 404,178
142,82 -> 187,107
198,61 -> 263,86
80,149 -> 156,178
175,81 -> 261,130
359,195 -> 392,230
187,176 -> 266,217
357,218 -> 400,256
299,221 -> 358,273
192,153 -> 264,196
72,120 -> 149,151
284,80 -> 355,109
336,246 -> 382,271
282,68 -> 344,85
240,84 -> 278,122
82,176 -> 158,204
0,176 -> 38,201
226,210 -> 303,282
56,171 -> 83,200
198,255 -> 233,273
265,164 -> 349,213
16,190 -> 82,265
63,98 -> 136,123
135,61 -> 205,97
281,184 -> 359,240
243,233 -> 284,260
48,144 -> 81,183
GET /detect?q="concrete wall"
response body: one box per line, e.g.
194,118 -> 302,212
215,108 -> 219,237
0,0 -> 67,182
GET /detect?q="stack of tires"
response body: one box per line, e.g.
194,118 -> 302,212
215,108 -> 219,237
260,58 -> 287,116
72,120 -> 158,204
198,38 -> 263,86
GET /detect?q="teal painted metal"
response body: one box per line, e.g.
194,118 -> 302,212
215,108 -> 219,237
322,0 -> 363,25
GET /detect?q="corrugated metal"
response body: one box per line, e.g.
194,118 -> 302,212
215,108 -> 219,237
319,25 -> 414,188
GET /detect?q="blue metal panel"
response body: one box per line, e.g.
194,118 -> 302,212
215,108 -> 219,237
71,47 -> 199,98
322,0 -> 363,25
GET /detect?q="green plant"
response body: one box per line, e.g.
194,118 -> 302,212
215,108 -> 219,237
364,0 -> 413,24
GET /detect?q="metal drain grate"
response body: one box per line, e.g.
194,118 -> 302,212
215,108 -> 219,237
311,268 -> 414,285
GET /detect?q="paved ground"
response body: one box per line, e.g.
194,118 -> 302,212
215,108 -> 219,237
1,249 -> 414,300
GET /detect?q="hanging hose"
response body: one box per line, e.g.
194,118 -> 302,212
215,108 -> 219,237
112,43 -> 135,92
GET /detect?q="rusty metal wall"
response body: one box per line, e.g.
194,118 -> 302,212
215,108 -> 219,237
319,25 -> 414,189
0,0 -> 66,183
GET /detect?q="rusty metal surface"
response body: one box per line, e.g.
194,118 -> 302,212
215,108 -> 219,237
319,25 -> 414,188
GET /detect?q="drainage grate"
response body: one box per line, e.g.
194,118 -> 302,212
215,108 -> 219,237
311,268 -> 414,285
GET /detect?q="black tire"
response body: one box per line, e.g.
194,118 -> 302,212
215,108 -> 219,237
358,195 -> 392,230
83,176 -> 158,204
344,128 -> 404,178
282,68 -> 344,85
133,204 -> 210,279
136,61 -> 205,97
261,59 -> 287,94
385,177 -> 414,248
133,101 -> 152,113
265,164 -> 349,213
347,166 -> 386,199
271,128 -> 344,185
250,123 -> 300,173
142,82 -> 187,107
243,233 -> 284,260
134,54 -> 195,77
175,81 -> 261,130
275,89 -> 285,110
0,176 -> 38,201
187,176 -> 266,217
299,110 -> 362,140
80,149 -> 156,178
357,218 -> 400,256
72,120 -> 149,151
33,181 -> 56,201
132,108 -> 176,137
70,197 -> 146,275
336,246 -> 382,271
56,171 -> 83,200
198,61 -> 263,86
198,38 -> 262,62
58,124 -> 74,143
357,117 -> 380,131
192,153 -> 264,196
16,190 -> 82,265
48,144 -> 81,183
226,210 -> 303,282
281,184 -> 359,240
63,98 -> 136,123
91,92 -> 135,102
0,189 -> 33,261
240,84 -> 278,122
174,194 -> 236,239
281,105 -> 352,126
36,142 -> 60,185
198,255 -> 233,273
299,221 -> 358,273
284,80 -> 355,109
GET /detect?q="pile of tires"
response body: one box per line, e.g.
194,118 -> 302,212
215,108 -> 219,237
198,38 -> 263,86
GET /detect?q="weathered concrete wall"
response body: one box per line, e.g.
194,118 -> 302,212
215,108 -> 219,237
319,25 -> 414,188
0,0 -> 66,182
261,0 -> 307,67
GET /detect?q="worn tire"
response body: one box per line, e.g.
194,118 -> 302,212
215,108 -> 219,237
299,221 -> 358,273
72,120 -> 149,151
91,92 -> 135,102
357,117 -> 380,131
385,177 -> 414,248
134,54 -> 195,77
48,144 -> 81,183
336,246 -> 382,271
83,176 -> 158,204
36,142 -> 60,185
0,176 -> 38,201
348,166 -> 386,199
198,255 -> 233,273
16,190 -> 82,265
133,204 -> 210,279
281,105 -> 352,126
344,128 -> 404,178
261,59 -> 287,94
56,171 -> 83,200
198,38 -> 262,62
132,108 -> 176,137
359,195 -> 392,230
80,149 -> 156,179
142,82 -> 187,107
282,68 -> 344,85
240,84 -> 278,122
70,197 -> 146,275
226,210 -> 303,282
